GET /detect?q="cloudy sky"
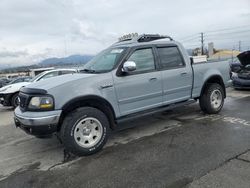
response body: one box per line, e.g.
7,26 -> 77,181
0,0 -> 250,67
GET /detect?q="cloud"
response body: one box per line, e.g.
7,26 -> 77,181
0,49 -> 28,58
71,19 -> 99,39
0,0 -> 249,66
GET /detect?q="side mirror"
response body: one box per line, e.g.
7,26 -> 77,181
190,57 -> 194,65
122,61 -> 136,73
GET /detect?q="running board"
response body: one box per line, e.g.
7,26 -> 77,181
116,99 -> 196,124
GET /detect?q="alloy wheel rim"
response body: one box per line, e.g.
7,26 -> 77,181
74,117 -> 103,148
14,96 -> 20,107
210,89 -> 222,109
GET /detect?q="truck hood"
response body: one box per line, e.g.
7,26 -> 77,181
237,51 -> 250,67
25,73 -> 96,91
0,82 -> 30,93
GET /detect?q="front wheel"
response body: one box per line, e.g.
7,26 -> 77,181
199,83 -> 225,114
60,107 -> 109,156
11,93 -> 20,108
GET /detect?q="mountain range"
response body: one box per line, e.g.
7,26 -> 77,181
0,54 -> 94,72
39,54 -> 94,66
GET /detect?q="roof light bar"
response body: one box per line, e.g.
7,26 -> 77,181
137,34 -> 173,42
116,33 -> 173,44
118,33 -> 139,42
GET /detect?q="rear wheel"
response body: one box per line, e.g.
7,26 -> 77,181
60,107 -> 109,156
199,83 -> 224,114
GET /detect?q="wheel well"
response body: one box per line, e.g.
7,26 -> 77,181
11,92 -> 19,98
59,96 -> 116,131
8,92 -> 19,105
200,75 -> 226,98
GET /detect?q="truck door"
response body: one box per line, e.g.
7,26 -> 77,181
113,47 -> 162,116
156,46 -> 193,105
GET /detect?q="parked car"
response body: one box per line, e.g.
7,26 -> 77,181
229,58 -> 242,73
14,34 -> 231,156
7,76 -> 32,85
0,69 -> 77,107
231,51 -> 250,89
0,78 -> 11,88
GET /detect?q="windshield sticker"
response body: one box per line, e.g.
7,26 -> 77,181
111,49 -> 124,54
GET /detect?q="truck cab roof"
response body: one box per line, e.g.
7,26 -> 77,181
111,34 -> 179,48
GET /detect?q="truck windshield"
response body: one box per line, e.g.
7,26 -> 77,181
82,47 -> 127,73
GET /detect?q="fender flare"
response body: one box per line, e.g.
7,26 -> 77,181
60,95 -> 116,129
200,75 -> 226,98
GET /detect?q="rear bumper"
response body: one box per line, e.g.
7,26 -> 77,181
14,107 -> 62,136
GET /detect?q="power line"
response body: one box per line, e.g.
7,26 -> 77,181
181,37 -> 200,43
205,36 -> 250,42
181,33 -> 250,46
240,44 -> 250,47
206,29 -> 250,37
206,33 -> 250,39
180,24 -> 250,43
182,43 -> 200,46
184,33 -> 250,42
179,24 -> 250,51
179,33 -> 200,41
205,24 -> 250,33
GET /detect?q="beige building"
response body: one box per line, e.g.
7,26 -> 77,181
210,50 -> 241,60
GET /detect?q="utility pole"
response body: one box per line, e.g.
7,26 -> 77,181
201,32 -> 204,55
232,46 -> 235,62
64,35 -> 68,57
238,41 -> 241,52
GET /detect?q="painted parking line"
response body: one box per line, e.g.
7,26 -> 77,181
195,114 -> 250,127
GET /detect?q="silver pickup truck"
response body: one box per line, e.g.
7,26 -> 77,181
14,34 -> 231,156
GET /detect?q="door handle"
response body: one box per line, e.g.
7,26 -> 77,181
149,77 -> 157,81
180,72 -> 188,76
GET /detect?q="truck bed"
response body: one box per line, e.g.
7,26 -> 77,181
192,60 -> 231,98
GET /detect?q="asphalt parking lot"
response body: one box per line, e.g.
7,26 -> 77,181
0,88 -> 250,188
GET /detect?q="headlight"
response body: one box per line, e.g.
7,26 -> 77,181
0,85 -> 12,92
28,96 -> 54,110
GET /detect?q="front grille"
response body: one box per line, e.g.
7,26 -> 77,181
19,92 -> 30,110
238,75 -> 250,80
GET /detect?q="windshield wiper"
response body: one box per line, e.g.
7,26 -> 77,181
80,69 -> 96,73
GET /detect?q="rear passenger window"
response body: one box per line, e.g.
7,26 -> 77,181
127,48 -> 155,73
157,47 -> 185,69
60,70 -> 75,75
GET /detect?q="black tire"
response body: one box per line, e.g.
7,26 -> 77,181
60,107 -> 109,156
11,93 -> 20,108
199,83 -> 225,114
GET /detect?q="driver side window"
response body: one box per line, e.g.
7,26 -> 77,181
127,48 -> 155,73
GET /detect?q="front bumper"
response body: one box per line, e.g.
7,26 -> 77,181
0,93 -> 12,106
232,77 -> 250,89
14,106 -> 62,136
225,80 -> 233,88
